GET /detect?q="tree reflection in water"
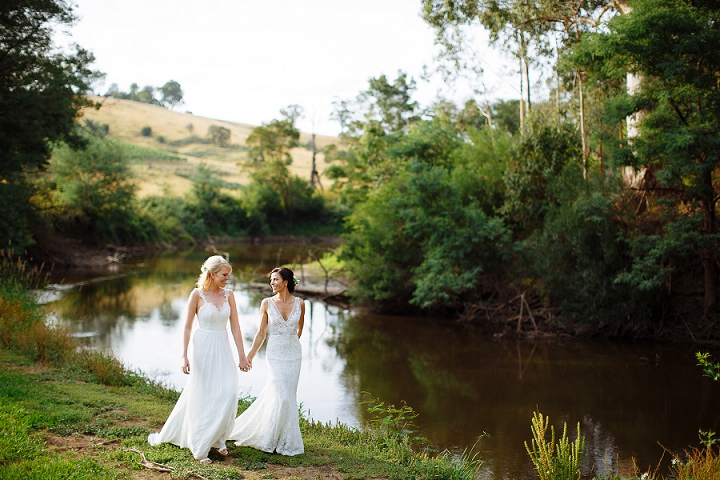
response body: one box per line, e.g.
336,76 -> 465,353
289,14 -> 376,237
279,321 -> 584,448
332,312 -> 720,478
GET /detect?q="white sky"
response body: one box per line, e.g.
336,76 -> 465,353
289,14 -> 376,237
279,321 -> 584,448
59,0 -> 520,136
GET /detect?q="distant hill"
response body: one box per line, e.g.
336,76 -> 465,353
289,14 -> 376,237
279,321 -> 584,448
78,96 -> 337,197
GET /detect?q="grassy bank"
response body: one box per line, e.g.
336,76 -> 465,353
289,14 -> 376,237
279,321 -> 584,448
0,348 -> 482,480
0,256 -> 480,480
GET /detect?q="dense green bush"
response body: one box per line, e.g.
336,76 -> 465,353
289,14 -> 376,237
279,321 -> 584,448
517,192 -> 655,331
342,159 -> 511,311
502,116 -> 583,237
242,159 -> 339,235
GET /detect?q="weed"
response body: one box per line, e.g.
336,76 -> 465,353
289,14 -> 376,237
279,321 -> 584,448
524,410 -> 585,480
670,431 -> 720,480
363,393 -> 430,451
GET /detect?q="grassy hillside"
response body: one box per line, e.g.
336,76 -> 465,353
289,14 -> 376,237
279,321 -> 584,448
78,96 -> 338,197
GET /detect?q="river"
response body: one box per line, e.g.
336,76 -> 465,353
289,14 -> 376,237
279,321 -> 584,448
41,243 -> 720,479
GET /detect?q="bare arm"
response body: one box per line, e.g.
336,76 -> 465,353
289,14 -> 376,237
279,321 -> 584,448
246,298 -> 269,368
181,289 -> 200,374
227,291 -> 250,371
297,299 -> 305,339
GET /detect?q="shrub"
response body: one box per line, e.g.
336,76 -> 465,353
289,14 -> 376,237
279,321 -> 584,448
140,126 -> 152,137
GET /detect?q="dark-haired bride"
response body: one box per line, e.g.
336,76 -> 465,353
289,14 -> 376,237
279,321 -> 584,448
229,266 -> 305,456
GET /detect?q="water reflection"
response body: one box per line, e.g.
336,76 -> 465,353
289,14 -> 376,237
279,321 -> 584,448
43,245 -> 720,479
332,313 -> 720,478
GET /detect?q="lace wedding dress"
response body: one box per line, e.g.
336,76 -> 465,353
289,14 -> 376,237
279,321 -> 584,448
148,288 -> 239,459
229,296 -> 304,456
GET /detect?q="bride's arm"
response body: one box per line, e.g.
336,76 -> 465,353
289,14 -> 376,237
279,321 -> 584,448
181,289 -> 199,374
297,300 -> 305,339
246,298 -> 269,367
228,291 -> 249,371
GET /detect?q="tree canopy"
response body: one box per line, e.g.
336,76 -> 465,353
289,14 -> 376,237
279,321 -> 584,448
0,0 -> 98,251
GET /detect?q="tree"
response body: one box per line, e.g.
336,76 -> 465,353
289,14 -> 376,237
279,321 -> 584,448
160,80 -> 183,109
50,134 -> 138,243
208,125 -> 231,147
0,0 -> 98,252
421,0 -> 621,176
134,85 -> 157,105
573,0 -> 720,313
245,105 -> 302,163
326,73 -> 421,208
333,71 -> 419,137
501,116 -> 583,235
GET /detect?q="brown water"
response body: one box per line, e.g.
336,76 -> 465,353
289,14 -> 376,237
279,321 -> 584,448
42,244 -> 720,479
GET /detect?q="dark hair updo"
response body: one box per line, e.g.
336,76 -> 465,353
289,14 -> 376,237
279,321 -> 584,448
271,266 -> 297,293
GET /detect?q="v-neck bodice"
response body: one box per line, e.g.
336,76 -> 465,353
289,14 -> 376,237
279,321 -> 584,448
267,296 -> 301,336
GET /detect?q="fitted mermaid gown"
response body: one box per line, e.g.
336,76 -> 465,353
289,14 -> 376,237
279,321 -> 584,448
229,296 -> 304,456
148,288 -> 239,459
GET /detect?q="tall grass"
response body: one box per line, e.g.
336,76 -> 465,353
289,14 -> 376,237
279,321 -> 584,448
0,250 -> 170,393
0,250 -> 74,366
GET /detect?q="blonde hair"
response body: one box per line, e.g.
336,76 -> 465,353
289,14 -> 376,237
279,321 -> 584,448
197,255 -> 232,290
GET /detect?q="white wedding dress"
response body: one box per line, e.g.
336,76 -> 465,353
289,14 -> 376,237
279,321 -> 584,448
148,288 -> 239,459
229,296 -> 304,456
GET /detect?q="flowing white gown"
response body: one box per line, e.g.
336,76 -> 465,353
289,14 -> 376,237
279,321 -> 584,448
148,288 -> 239,459
229,296 -> 304,456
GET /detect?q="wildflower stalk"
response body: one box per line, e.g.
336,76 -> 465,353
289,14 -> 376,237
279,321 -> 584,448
524,411 -> 585,480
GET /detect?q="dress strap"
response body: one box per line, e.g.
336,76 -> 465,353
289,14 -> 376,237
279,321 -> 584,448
197,288 -> 207,301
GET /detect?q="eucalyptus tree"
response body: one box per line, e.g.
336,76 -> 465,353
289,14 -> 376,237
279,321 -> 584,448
572,0 -> 720,314
421,0 -> 621,177
0,0 -> 98,252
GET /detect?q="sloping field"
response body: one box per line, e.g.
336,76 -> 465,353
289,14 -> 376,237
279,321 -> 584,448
78,96 -> 337,197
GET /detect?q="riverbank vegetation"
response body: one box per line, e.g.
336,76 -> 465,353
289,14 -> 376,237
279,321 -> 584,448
3,0 -> 720,343
2,256 -> 720,479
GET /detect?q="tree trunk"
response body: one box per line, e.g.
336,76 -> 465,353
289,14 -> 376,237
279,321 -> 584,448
702,166 -> 717,313
310,133 -> 320,188
524,48 -> 531,112
519,55 -> 525,130
578,68 -> 588,180
574,24 -> 588,180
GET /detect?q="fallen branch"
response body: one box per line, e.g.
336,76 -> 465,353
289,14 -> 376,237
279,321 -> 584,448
128,447 -> 174,473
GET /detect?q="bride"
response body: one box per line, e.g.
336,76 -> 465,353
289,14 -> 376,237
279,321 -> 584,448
148,255 -> 250,463
229,266 -> 305,456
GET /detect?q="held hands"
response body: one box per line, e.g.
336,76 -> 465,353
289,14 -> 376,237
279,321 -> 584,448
238,356 -> 251,372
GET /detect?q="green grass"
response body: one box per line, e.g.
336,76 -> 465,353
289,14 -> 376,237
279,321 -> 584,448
0,253 -> 482,479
